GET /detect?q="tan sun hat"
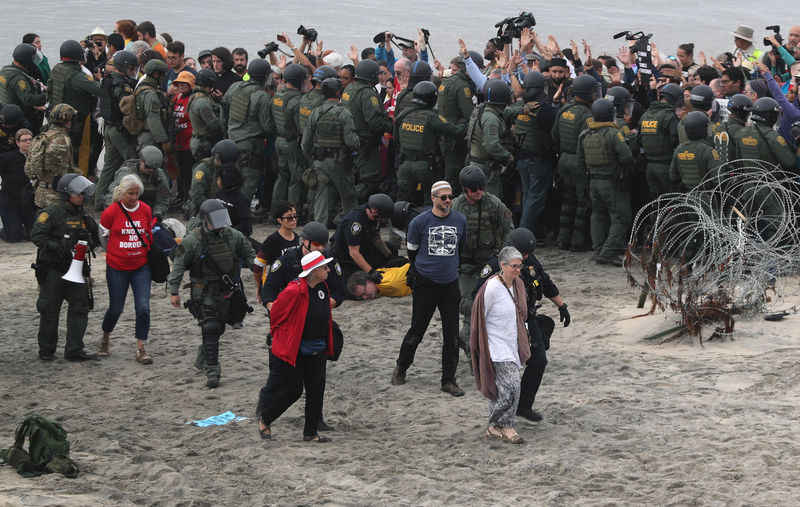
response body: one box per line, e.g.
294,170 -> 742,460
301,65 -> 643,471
730,25 -> 754,43
88,26 -> 108,39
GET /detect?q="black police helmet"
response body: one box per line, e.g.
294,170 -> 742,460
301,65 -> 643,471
12,43 -> 36,63
247,58 -> 272,84
393,201 -> 411,226
591,98 -> 616,122
198,199 -> 232,230
750,97 -> 781,126
60,40 -> 84,62
459,165 -> 486,189
522,71 -> 546,90
727,94 -> 753,119
211,139 -> 239,164
312,65 -> 338,84
367,193 -> 394,218
659,83 -> 683,106
355,59 -> 380,84
284,63 -> 307,89
689,84 -> 714,111
485,79 -> 512,105
684,111 -> 709,141
112,50 -> 138,73
321,77 -> 343,99
195,68 -> 217,87
0,104 -> 25,126
409,60 -> 432,81
572,74 -> 599,102
605,86 -> 630,114
507,227 -> 536,255
300,221 -> 329,244
411,81 -> 438,108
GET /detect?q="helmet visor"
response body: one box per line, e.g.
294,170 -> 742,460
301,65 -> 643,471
66,175 -> 95,197
205,208 -> 232,230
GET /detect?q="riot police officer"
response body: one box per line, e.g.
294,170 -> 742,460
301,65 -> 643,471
670,111 -> 722,191
301,77 -> 360,227
96,50 -> 139,207
577,98 -> 634,265
190,139 -> 239,215
636,83 -> 681,200
507,71 -> 558,231
169,199 -> 256,388
394,81 -> 465,205
394,60 -> 432,119
437,54 -> 476,189
25,103 -> 80,209
332,193 -> 395,282
135,59 -> 172,153
298,66 -> 337,135
466,79 -> 514,198
342,59 -> 392,201
452,165 -> 513,355
107,146 -> 171,220
31,174 -> 99,362
0,44 -> 47,135
678,84 -> 715,144
221,58 -> 276,201
187,68 -> 222,160
271,63 -> 307,210
473,228 -> 570,422
551,73 -> 599,251
712,94 -> 751,163
605,86 -> 634,138
733,97 -> 795,169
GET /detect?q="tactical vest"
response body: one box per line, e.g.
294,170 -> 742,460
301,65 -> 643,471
394,88 -> 413,119
193,228 -> 237,279
140,168 -> 164,206
0,65 -> 27,105
468,104 -> 503,160
135,82 -> 170,127
298,88 -> 324,133
313,103 -> 345,149
48,63 -> 96,115
513,100 -> 554,154
25,128 -> 67,183
228,81 -> 260,124
639,103 -> 675,160
737,125 -> 774,163
582,128 -> 612,167
187,90 -> 214,136
99,73 -> 129,123
456,194 -> 505,255
556,102 -> 591,154
397,107 -> 437,155
674,141 -> 704,188
272,88 -> 301,136
343,82 -> 374,132
438,71 -> 473,122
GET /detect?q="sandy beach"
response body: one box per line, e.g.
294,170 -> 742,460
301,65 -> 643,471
1,217 -> 799,506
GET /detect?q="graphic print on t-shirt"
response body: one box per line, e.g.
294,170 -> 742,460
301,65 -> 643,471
427,225 -> 458,256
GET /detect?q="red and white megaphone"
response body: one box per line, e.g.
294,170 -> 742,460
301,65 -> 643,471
62,240 -> 88,284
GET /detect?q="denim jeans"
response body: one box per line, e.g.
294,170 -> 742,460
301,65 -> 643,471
516,157 -> 555,232
102,264 -> 151,341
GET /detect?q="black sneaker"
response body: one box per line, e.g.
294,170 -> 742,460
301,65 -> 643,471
516,407 -> 543,422
65,350 -> 98,362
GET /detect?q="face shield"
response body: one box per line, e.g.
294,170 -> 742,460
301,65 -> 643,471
66,175 -> 96,198
203,207 -> 232,230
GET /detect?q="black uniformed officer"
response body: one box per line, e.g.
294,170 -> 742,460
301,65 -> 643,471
473,228 -> 570,422
332,193 -> 395,282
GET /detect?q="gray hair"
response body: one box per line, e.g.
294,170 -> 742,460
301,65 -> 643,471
498,246 -> 522,266
112,174 -> 144,202
129,40 -> 149,56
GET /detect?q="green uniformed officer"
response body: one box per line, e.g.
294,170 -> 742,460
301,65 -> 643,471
712,94 -> 751,163
187,68 -> 222,160
190,139 -> 239,215
134,59 -> 171,153
96,50 -> 139,208
299,66 -> 337,135
31,174 -> 99,362
394,60 -> 432,119
169,199 -> 256,388
669,111 -> 722,192
107,146 -> 171,219
451,165 -> 513,354
271,63 -> 307,210
577,98 -> 634,265
438,53 -> 476,189
394,81 -> 465,206
25,103 -> 81,209
47,40 -> 102,154
605,86 -> 634,141
221,58 -> 275,201
636,83 -> 681,200
677,84 -> 714,144
342,59 -> 392,201
466,79 -> 513,198
551,74 -> 598,251
301,77 -> 360,227
733,97 -> 795,170
0,44 -> 47,135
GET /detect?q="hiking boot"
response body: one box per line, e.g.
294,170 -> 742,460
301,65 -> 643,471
391,365 -> 406,385
205,364 -> 222,389
135,349 -> 153,365
97,338 -> 110,357
441,381 -> 465,397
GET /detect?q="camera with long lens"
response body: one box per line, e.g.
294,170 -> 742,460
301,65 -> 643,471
613,30 -> 654,76
297,25 -> 318,42
763,25 -> 783,47
257,41 -> 280,59
494,12 -> 536,45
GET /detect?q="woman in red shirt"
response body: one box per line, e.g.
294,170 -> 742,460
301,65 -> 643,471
98,174 -> 154,364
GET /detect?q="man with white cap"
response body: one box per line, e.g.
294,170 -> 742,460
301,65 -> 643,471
391,180 -> 468,396
85,27 -> 108,76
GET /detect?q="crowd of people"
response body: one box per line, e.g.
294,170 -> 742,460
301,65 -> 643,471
1,18 -> 799,443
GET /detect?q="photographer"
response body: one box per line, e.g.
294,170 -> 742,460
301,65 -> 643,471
83,27 -> 108,77
375,30 -> 428,76
763,33 -> 797,82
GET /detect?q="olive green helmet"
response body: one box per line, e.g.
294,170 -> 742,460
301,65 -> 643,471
143,59 -> 168,76
138,145 -> 164,169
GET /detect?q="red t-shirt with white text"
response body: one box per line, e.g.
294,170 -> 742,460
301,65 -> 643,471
100,202 -> 152,271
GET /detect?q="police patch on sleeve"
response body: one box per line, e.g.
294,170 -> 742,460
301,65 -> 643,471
371,96 -> 380,107
777,135 -> 788,147
37,212 -> 49,224
480,264 -> 492,278
438,115 -> 448,123
194,170 -> 204,181
17,80 -> 27,91
350,222 -> 361,235
270,260 -> 281,272
488,125 -> 499,136
85,74 -> 95,82
334,262 -> 342,276
617,131 -> 625,142
712,149 -> 720,160
438,84 -> 445,92
463,87 -> 471,98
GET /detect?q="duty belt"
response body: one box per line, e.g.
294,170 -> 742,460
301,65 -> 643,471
278,133 -> 298,142
192,281 -> 226,296
589,173 -> 615,180
401,152 -> 435,162
469,156 -> 488,164
312,147 -> 344,160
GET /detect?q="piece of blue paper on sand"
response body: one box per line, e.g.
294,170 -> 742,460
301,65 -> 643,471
188,411 -> 249,427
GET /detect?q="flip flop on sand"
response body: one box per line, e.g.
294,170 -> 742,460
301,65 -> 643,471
303,434 -> 331,443
485,426 -> 503,439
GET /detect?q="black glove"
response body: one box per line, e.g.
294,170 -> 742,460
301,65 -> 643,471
559,303 -> 571,327
56,244 -> 73,263
368,270 -> 383,284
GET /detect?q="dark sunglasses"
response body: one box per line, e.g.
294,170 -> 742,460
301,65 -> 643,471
465,186 -> 484,193
435,194 -> 455,201
279,214 -> 298,221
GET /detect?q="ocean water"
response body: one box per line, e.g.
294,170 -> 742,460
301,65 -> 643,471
1,1 -> 784,66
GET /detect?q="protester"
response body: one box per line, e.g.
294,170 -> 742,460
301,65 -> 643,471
0,128 -> 34,242
252,200 -> 299,298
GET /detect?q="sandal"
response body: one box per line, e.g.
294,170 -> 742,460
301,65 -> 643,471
98,338 -> 110,357
501,428 -> 524,444
259,425 -> 272,440
135,349 -> 153,365
303,434 -> 331,443
485,426 -> 503,440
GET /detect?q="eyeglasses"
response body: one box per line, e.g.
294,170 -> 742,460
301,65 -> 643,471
465,186 -> 484,193
507,263 -> 522,270
279,214 -> 298,221
18,137 -> 32,143
434,194 -> 455,201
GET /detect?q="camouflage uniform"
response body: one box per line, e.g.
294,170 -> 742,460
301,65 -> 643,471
25,124 -> 80,209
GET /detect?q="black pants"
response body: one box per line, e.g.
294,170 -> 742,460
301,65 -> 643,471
519,317 -> 548,411
258,351 -> 327,437
175,150 -> 195,202
396,274 -> 460,385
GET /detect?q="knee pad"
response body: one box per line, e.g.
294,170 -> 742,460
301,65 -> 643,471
201,318 -> 223,339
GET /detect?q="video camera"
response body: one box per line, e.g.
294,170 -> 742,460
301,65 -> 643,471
763,25 -> 783,47
257,41 -> 280,59
495,12 -> 536,45
83,37 -> 102,48
614,30 -> 654,76
297,25 -> 318,42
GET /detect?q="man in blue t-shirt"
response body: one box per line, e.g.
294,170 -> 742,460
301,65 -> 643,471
391,181 -> 468,396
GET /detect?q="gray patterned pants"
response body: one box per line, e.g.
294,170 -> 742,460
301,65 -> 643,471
488,361 -> 521,428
